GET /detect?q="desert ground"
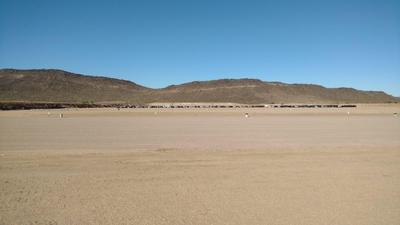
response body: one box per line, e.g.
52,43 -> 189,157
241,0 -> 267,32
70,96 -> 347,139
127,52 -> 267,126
1,105 -> 399,224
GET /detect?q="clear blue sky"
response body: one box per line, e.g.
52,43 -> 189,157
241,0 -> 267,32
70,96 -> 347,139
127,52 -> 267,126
1,0 -> 399,96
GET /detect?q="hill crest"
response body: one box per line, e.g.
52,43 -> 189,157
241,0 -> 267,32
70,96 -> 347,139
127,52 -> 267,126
0,69 -> 398,104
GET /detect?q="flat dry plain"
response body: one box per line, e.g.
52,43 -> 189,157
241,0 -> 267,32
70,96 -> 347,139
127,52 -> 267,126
1,105 -> 399,224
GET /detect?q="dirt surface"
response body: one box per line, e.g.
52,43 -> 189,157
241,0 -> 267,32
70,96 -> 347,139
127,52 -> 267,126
1,106 -> 399,224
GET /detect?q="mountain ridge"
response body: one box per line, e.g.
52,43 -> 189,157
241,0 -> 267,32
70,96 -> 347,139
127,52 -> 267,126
0,69 -> 398,105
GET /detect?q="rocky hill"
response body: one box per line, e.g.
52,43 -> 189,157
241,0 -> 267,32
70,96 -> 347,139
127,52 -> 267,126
155,79 -> 398,104
0,69 -> 398,106
0,69 -> 151,104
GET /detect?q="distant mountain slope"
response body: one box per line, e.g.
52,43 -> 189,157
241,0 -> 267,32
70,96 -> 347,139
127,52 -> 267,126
0,69 -> 151,104
0,69 -> 398,104
156,79 -> 398,104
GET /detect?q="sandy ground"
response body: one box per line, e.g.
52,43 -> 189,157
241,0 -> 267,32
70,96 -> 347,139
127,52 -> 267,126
1,105 -> 399,224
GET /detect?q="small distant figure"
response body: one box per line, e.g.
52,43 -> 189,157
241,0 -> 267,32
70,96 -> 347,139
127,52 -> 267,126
245,113 -> 249,118
395,113 -> 397,117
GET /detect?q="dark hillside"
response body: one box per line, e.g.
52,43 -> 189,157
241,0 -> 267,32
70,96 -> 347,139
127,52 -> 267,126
156,79 -> 398,104
0,69 -> 398,105
0,69 -> 150,104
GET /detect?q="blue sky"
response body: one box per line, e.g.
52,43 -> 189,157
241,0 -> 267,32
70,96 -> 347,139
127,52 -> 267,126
1,0 -> 399,96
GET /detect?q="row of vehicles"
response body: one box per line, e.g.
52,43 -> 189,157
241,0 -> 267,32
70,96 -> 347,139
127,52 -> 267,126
117,104 -> 357,109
